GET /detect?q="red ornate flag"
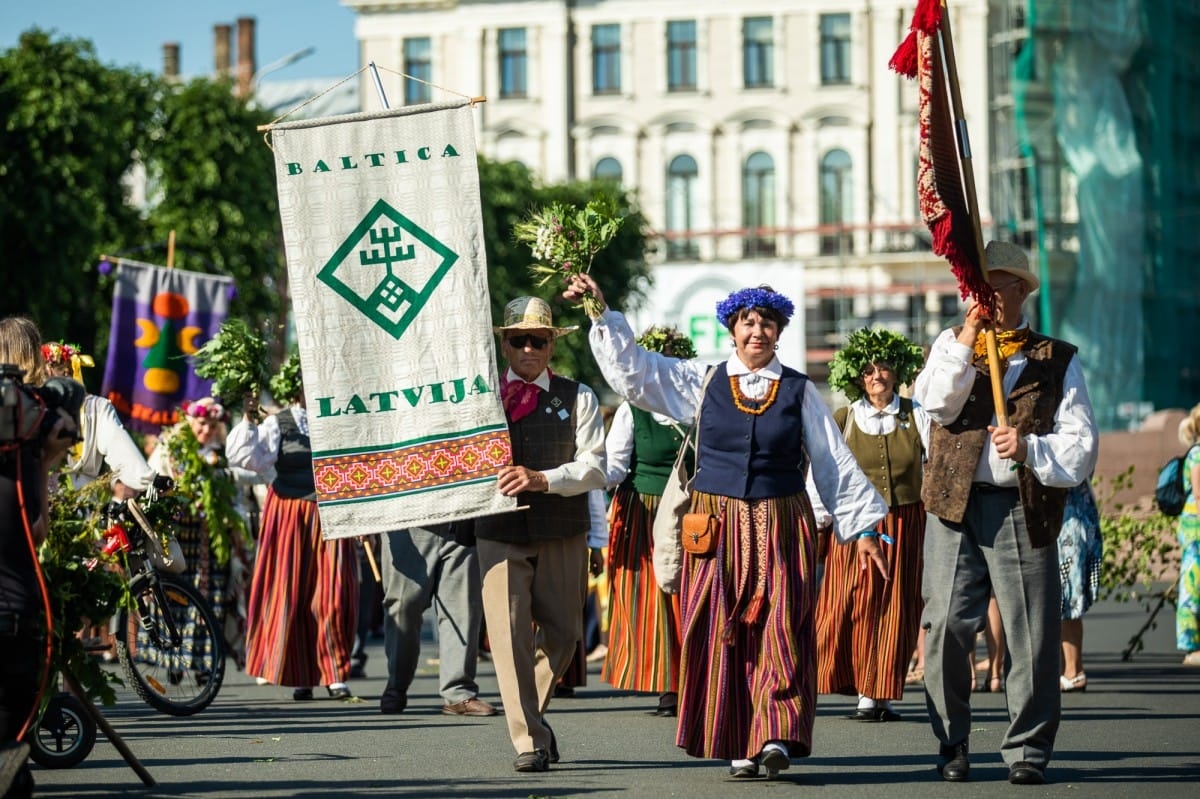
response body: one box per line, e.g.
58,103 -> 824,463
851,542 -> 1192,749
891,0 -> 993,306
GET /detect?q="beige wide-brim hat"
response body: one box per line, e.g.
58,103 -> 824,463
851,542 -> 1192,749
984,240 -> 1040,292
493,296 -> 578,336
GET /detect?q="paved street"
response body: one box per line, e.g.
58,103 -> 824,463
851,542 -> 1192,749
31,595 -> 1200,798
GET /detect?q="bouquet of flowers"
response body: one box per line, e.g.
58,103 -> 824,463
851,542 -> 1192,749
191,318 -> 272,408
513,196 -> 624,318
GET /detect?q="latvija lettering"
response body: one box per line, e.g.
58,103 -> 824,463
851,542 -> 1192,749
315,374 -> 489,418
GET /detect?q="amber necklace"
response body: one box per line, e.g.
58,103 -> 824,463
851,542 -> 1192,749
729,375 -> 780,416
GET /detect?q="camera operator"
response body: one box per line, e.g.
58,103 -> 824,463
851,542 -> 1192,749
0,317 -> 81,798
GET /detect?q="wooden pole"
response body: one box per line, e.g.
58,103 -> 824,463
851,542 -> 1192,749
166,230 -> 176,269
62,673 -> 156,787
362,536 -> 382,583
935,0 -> 1009,425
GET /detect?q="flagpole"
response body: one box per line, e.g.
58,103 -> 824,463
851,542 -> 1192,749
934,0 -> 1009,426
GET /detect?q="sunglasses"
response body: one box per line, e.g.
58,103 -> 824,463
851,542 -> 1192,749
507,334 -> 550,350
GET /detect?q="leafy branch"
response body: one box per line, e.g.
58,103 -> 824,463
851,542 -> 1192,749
163,423 -> 249,567
1094,466 -> 1180,660
192,318 -> 271,408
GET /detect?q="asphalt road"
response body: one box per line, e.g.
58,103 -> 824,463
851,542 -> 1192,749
30,595 -> 1200,798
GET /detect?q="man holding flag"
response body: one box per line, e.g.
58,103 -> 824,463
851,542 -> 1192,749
913,241 -> 1098,785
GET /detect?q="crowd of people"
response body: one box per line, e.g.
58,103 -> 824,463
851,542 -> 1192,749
12,237 -> 1200,796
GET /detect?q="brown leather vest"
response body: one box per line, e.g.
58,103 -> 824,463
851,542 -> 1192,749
837,398 -> 923,508
922,330 -> 1076,548
473,376 -> 591,543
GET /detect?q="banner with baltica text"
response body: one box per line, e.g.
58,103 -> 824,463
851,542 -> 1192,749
269,101 -> 515,539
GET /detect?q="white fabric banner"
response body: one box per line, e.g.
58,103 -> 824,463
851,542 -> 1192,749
270,101 -> 515,538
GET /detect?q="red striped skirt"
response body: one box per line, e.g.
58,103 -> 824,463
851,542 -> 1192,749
244,488 -> 359,687
815,501 -> 926,701
602,485 -> 681,693
675,491 -> 818,760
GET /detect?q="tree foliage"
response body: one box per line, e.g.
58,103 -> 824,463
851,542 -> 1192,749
478,158 -> 650,392
0,30 -> 158,355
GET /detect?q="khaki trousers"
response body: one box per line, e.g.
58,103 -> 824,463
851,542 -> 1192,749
477,533 -> 587,754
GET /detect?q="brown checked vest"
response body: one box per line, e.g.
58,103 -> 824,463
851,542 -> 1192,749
922,330 -> 1076,548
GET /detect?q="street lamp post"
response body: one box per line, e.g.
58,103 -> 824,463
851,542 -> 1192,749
251,46 -> 317,94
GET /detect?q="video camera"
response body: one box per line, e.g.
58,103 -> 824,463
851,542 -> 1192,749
0,363 -> 85,447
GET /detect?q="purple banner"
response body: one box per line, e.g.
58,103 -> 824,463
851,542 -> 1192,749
100,259 -> 233,433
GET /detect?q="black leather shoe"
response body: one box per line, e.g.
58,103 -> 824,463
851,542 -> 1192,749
728,762 -> 760,778
514,749 -> 550,773
327,685 -> 353,700
292,688 -> 313,701
938,740 -> 970,782
1009,762 -> 1046,785
849,707 -> 902,722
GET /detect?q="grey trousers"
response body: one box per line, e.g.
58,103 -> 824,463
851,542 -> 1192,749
922,487 -> 1062,768
381,525 -> 483,705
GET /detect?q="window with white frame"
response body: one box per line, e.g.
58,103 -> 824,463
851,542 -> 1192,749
499,28 -> 528,98
666,154 -> 699,260
592,24 -> 621,95
743,17 -> 773,89
820,149 -> 854,254
742,151 -> 776,257
820,13 -> 851,85
667,20 -> 697,92
593,157 -> 623,183
403,37 -> 432,105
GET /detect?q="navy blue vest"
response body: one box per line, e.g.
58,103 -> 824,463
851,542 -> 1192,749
691,362 -> 810,500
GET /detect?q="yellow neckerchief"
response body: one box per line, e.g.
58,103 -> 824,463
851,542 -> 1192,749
66,353 -> 94,461
972,325 -> 1030,373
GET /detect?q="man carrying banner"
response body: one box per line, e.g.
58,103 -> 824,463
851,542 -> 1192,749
473,297 -> 606,773
913,241 -> 1098,785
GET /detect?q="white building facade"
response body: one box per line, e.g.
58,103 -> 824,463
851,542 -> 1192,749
346,0 -> 992,379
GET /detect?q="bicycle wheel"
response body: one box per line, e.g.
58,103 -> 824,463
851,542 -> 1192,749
115,574 -> 226,716
27,692 -> 96,769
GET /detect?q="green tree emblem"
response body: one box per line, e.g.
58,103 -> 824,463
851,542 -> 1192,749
319,199 -> 459,339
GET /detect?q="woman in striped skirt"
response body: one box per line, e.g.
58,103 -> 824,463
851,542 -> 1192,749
602,326 -> 696,717
816,328 -> 930,721
226,363 -> 359,701
567,274 -> 888,779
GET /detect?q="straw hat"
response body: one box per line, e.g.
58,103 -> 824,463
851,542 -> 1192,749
493,296 -> 578,337
984,241 -> 1040,292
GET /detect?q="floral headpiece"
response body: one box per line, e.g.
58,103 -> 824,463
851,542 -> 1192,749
716,287 -> 795,328
636,326 -> 697,360
182,398 -> 226,422
828,327 -> 926,401
41,341 -> 95,383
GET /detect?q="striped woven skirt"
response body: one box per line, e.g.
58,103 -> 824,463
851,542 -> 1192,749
244,489 -> 359,687
675,491 -> 818,760
602,485 -> 681,693
815,501 -> 925,701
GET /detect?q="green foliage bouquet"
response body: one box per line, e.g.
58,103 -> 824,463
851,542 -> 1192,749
192,318 -> 272,407
163,422 -> 250,567
43,478 -> 127,704
269,350 -> 303,406
513,196 -> 624,317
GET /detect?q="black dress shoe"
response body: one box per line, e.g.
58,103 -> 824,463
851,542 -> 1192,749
938,740 -> 970,782
728,762 -> 760,778
1009,762 -> 1046,785
513,749 -> 550,773
848,707 -> 901,722
293,688 -> 314,701
327,685 -> 354,700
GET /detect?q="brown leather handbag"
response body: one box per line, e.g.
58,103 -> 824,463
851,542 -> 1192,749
681,512 -> 720,556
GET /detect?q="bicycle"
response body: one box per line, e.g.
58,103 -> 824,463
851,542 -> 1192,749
100,479 -> 226,716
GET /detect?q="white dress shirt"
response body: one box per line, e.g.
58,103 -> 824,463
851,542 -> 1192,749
589,309 -> 886,542
912,322 -> 1098,488
501,367 -> 606,498
67,394 -> 156,492
604,401 -> 683,490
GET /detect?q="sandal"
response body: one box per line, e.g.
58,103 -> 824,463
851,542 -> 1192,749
1059,673 -> 1087,693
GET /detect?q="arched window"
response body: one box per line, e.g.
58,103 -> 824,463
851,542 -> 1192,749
593,157 -> 623,183
742,151 -> 776,257
666,154 -> 699,260
820,149 -> 853,254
